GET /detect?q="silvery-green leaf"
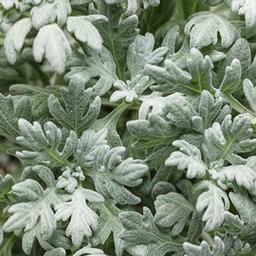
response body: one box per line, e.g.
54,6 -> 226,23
138,92 -> 185,120
44,248 -> 66,256
127,114 -> 178,168
210,165 -> 256,192
120,207 -> 183,256
16,119 -> 77,167
127,33 -> 168,77
217,39 -> 251,79
22,211 -> 70,254
48,229 -> 72,250
145,59 -> 192,93
33,24 -> 71,74
186,211 -> 203,243
185,12 -> 239,49
4,18 -> 32,64
48,80 -> 101,135
194,181 -> 230,231
91,146 -> 148,205
229,192 -> 256,225
162,25 -> 180,57
220,59 -> 241,94
12,179 -> 43,200
22,165 -> 56,190
9,83 -> 58,120
207,50 -> 226,63
184,234 -> 251,256
91,102 -> 124,146
91,200 -> 125,256
142,0 -> 160,9
96,14 -> 139,79
3,166 -> 62,241
65,47 -> 117,96
231,0 -> 256,28
243,78 -> 256,112
146,48 -> 214,94
73,247 -> 107,256
127,96 -> 197,168
110,75 -> 150,103
223,212 -> 244,235
67,15 -> 107,50
151,181 -> 176,199
30,0 -> 71,29
184,236 -> 229,256
110,80 -> 138,103
55,186 -> 104,247
56,166 -> 85,193
186,48 -> 214,93
154,192 -> 194,236
75,129 -> 108,168
105,0 -> 149,15
0,0 -> 18,9
0,174 -> 14,196
166,140 -> 207,179
161,25 -> 190,68
126,0 -> 138,15
112,156 -> 148,187
193,90 -> 229,132
162,96 -> 197,130
104,0 -> 159,14
0,94 -> 32,140
202,114 -> 256,162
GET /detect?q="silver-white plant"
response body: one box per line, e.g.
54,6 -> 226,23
1,0 -> 256,256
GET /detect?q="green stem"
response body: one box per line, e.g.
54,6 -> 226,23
104,22 -> 125,81
101,99 -> 120,108
101,98 -> 139,110
225,94 -> 254,116
201,231 -> 215,247
44,148 -> 69,167
175,0 -> 185,20
95,101 -> 131,131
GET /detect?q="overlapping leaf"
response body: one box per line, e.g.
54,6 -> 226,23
95,9 -> 139,79
3,166 -> 61,241
185,12 -> 239,49
91,200 -> 125,256
16,119 -> 77,167
48,80 -> 101,135
146,48 -> 215,94
166,140 -> 207,179
55,186 -> 104,247
119,208 -> 183,256
0,94 -> 32,140
33,24 -> 71,74
202,114 -> 256,162
66,47 -> 117,96
30,0 -> 71,29
154,192 -> 194,236
193,181 -> 230,231
90,146 -> 148,205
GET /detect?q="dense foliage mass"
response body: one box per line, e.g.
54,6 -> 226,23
2,0 -> 256,255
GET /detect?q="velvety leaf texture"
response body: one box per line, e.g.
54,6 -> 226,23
2,1 -> 256,256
